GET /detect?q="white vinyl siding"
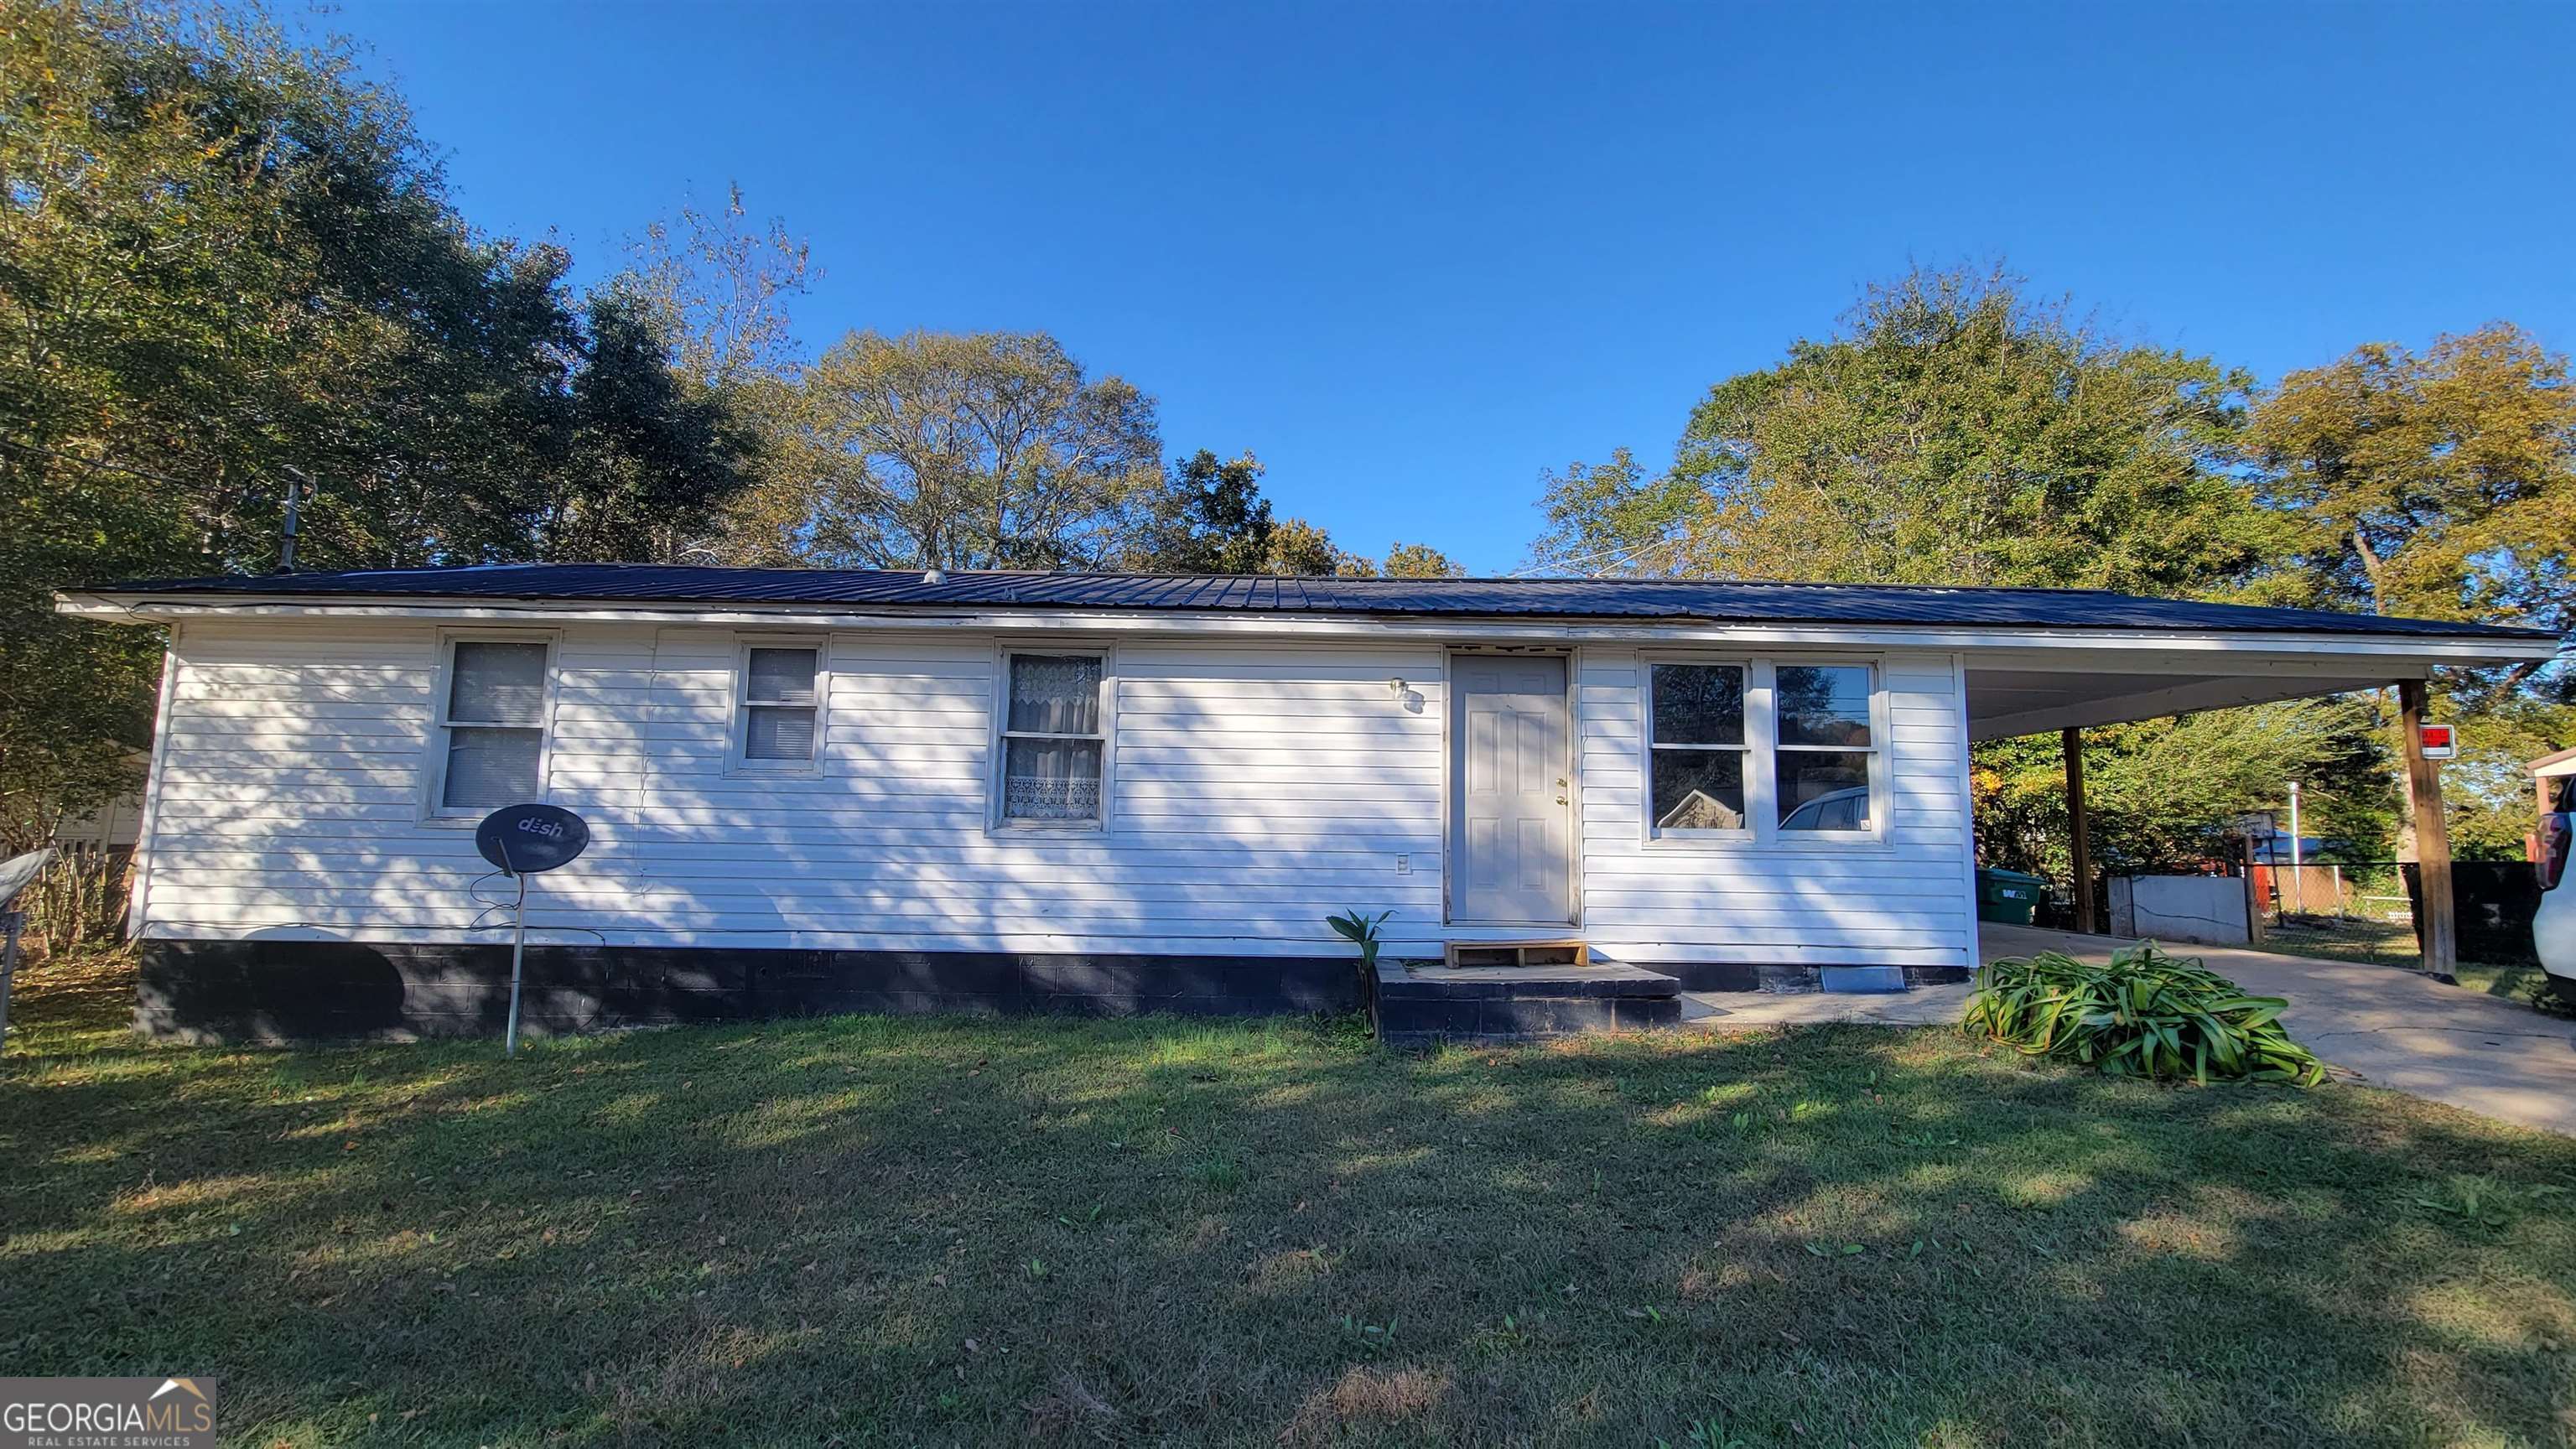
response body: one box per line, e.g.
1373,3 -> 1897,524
1582,647 -> 1969,969
123,625 -> 1974,973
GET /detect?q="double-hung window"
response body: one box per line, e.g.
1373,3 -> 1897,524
435,639 -> 551,813
1646,659 -> 1880,843
1648,662 -> 1751,834
999,652 -> 1106,825
1773,664 -> 1877,834
739,645 -> 822,768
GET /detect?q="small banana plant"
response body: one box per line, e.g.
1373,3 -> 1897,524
1326,908 -> 1395,969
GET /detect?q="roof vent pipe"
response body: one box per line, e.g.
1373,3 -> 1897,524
274,466 -> 310,574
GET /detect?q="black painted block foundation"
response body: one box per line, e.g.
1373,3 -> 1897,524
137,940 -> 1360,1044
1654,961 -> 1973,993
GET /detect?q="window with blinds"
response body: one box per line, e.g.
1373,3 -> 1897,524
740,646 -> 821,766
999,652 -> 1105,824
437,640 -> 550,812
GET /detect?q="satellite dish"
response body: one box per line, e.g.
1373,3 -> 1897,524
475,803 -> 589,876
473,804 -> 591,1059
0,849 -> 54,913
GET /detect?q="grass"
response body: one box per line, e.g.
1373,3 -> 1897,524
2260,916 -> 2427,969
5,952 -> 2576,1446
2246,925 -> 2564,1019
2454,962 -> 2574,1019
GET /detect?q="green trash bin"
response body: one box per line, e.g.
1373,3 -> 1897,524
1974,867 -> 2045,926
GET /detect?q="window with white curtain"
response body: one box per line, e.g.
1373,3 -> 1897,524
436,639 -> 550,813
999,652 -> 1105,824
739,645 -> 821,766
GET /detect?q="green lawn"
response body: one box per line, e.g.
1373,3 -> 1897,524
5,953 -> 2576,1447
2454,962 -> 2573,1018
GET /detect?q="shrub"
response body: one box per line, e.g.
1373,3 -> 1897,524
1962,941 -> 2326,1086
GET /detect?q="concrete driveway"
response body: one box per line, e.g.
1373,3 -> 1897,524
1980,924 -> 2576,1136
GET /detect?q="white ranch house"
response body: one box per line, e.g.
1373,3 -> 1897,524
57,566 -> 2559,1041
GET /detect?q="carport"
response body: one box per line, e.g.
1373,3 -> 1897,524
1961,625 -> 2563,974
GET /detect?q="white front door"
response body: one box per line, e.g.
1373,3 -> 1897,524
1451,654 -> 1573,924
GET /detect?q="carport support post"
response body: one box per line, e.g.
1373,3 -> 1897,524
2397,680 -> 2458,977
2063,727 -> 2097,935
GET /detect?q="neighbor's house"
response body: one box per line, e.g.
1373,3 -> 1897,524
56,566 -> 2559,1041
2536,745 -> 2576,817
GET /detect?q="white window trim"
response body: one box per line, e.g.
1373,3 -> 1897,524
726,636 -> 828,777
1639,652 -> 1889,852
1768,655 -> 1888,847
987,641 -> 1116,834
1643,657 -> 1757,844
422,628 -> 560,823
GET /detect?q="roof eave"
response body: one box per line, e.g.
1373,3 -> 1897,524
52,588 -> 2564,666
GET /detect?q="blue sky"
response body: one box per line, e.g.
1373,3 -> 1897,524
328,1 -> 2576,574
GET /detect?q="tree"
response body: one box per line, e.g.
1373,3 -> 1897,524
0,0 -> 783,843
581,184 -> 812,564
1380,543 -> 1464,578
2246,323 -> 2575,697
1126,450 -> 1419,577
1533,265 -> 2272,594
1527,263 -> 2438,880
753,330 -> 1163,569
619,183 -> 813,393
1530,448 -> 1701,575
1974,699 -> 2395,879
2246,323 -> 2576,854
1138,449 -> 1275,573
0,0 -> 581,844
542,288 -> 759,564
1261,517 -> 1374,576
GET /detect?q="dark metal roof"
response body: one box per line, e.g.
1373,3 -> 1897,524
75,563 -> 2563,640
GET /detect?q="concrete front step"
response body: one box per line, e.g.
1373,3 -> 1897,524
1368,958 -> 1680,1046
1365,957 -> 1976,1045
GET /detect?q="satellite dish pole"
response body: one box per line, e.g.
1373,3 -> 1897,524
473,803 -> 590,1058
501,839 -> 530,1057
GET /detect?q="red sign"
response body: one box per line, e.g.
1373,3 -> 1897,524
2419,724 -> 2456,760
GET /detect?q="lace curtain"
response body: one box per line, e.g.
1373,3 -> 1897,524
1008,655 -> 1101,734
1005,655 -> 1104,821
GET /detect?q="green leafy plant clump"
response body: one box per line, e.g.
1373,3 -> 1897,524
1962,942 -> 2327,1086
1326,908 -> 1394,969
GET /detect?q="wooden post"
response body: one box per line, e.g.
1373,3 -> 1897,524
2063,726 -> 2096,935
2242,828 -> 2267,945
2398,679 -> 2457,976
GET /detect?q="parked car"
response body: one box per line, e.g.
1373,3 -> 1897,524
2540,774 -> 2574,1003
1782,785 -> 1870,833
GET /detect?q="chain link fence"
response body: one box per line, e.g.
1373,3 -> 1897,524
2256,860 -> 2542,969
